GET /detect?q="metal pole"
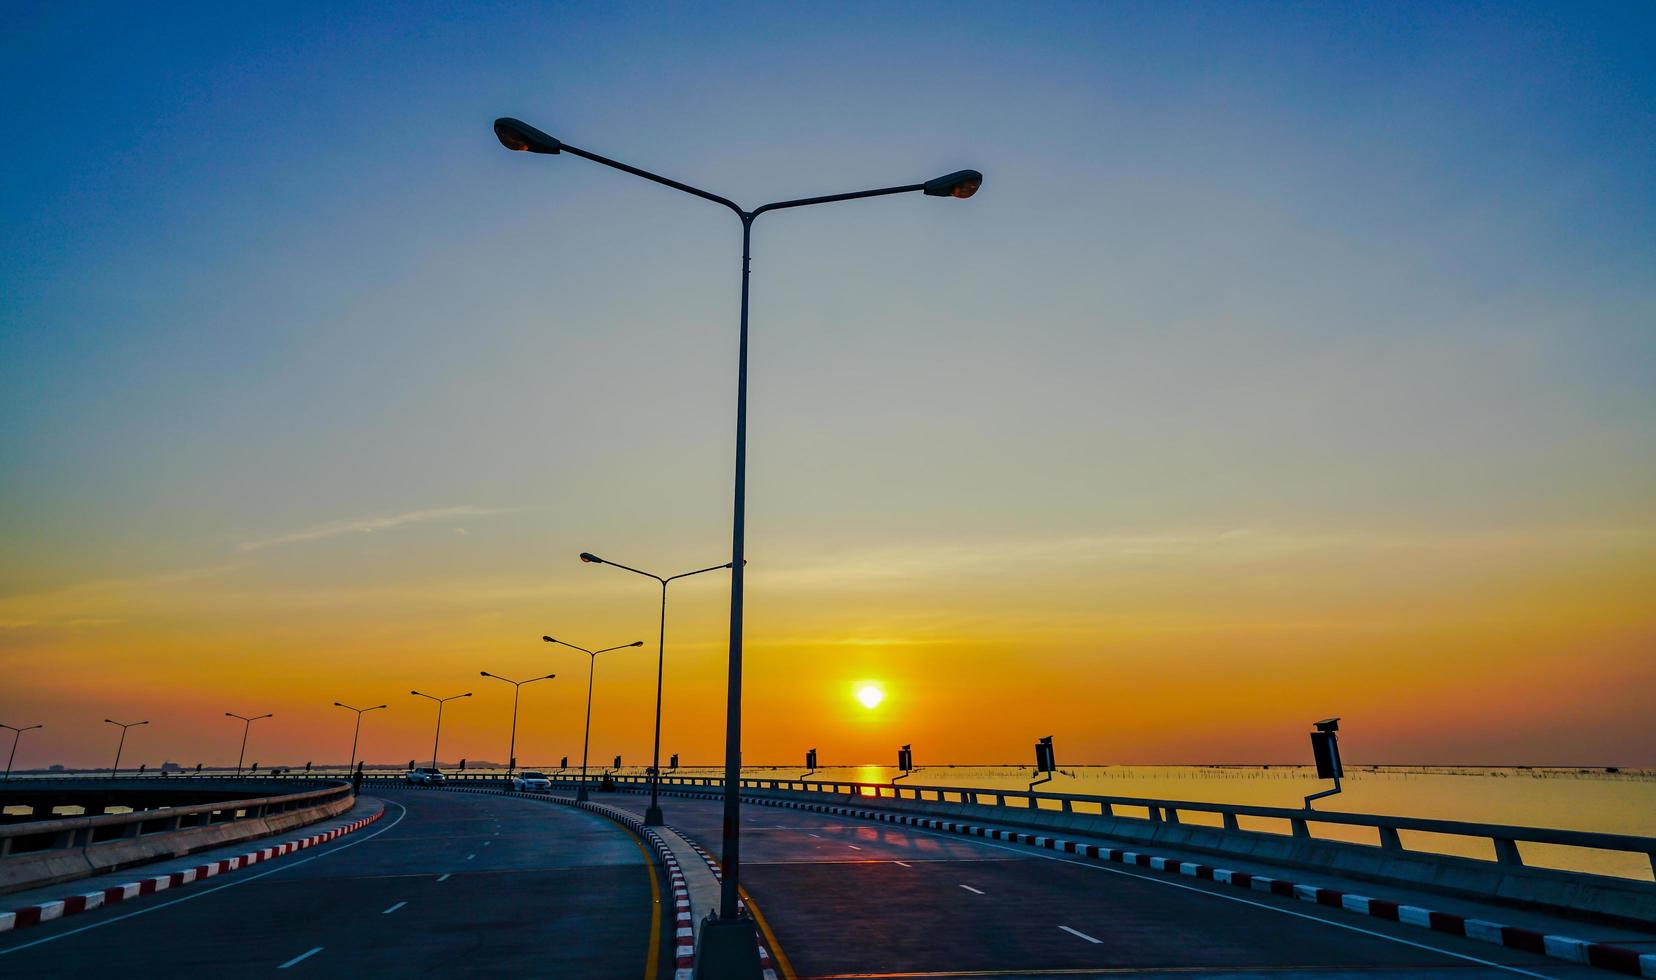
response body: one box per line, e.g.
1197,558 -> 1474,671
508,681 -> 521,776
432,700 -> 443,770
647,580 -> 668,824
580,652 -> 595,801
113,727 -> 127,777
350,713 -> 363,772
237,720 -> 250,776
3,730 -> 21,781
718,215 -> 753,920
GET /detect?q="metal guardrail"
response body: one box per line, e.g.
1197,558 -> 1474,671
24,771 -> 1653,879
0,781 -> 354,857
577,773 -> 1656,879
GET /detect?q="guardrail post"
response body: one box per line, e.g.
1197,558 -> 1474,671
1061,799 -> 1073,813
1493,838 -> 1524,867
1149,806 -> 1162,823
1164,807 -> 1180,824
1099,802 -> 1113,817
1222,811 -> 1239,831
1378,826 -> 1402,850
1291,817 -> 1310,839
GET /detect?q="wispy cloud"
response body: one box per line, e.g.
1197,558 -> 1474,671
236,506 -> 506,553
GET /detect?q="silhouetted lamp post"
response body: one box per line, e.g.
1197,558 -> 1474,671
105,719 -> 149,778
480,670 -> 556,776
542,635 -> 641,801
579,551 -> 729,826
333,702 -> 387,773
1,723 -> 42,781
495,118 -> 981,975
225,712 -> 271,777
410,691 -> 470,770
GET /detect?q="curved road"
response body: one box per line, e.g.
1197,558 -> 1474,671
0,789 -> 664,978
590,790 -> 1604,979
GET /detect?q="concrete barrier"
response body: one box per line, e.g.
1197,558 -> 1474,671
0,783 -> 355,896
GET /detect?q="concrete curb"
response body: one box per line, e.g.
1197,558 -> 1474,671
674,832 -> 780,980
650,787 -> 1653,979
0,803 -> 384,935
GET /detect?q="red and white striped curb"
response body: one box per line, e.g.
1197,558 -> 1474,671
675,833 -> 780,980
0,807 -> 384,934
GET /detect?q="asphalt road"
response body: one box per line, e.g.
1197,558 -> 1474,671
590,790 -> 1602,980
0,789 -> 664,978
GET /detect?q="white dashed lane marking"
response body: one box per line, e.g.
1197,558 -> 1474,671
279,947 -> 324,969
960,884 -> 985,895
1060,925 -> 1102,944
382,901 -> 407,915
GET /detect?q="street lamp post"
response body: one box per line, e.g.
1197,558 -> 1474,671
578,551 -> 729,826
496,118 -> 980,973
224,712 -> 272,777
479,671 -> 556,776
105,719 -> 149,777
541,636 -> 641,801
333,702 -> 388,773
1,723 -> 42,781
410,691 -> 471,770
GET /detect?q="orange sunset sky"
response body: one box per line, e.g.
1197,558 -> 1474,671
3,5 -> 1654,771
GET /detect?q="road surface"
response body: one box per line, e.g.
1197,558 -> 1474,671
0,788 -> 664,978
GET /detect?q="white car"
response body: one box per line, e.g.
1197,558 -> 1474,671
512,771 -> 551,792
405,766 -> 446,785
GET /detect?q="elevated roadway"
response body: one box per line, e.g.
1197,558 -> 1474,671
589,790 -> 1621,979
0,788 -> 666,977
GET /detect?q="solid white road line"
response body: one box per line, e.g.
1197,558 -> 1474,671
279,946 -> 323,969
382,901 -> 407,915
465,853 -> 476,860
435,873 -> 452,883
959,884 -> 985,895
1059,925 -> 1102,944
0,801 -> 408,957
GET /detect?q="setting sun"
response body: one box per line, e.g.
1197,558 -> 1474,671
855,684 -> 885,710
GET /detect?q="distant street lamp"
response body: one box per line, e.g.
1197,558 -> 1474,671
542,635 -> 642,801
224,712 -> 271,777
1,723 -> 43,781
495,118 -> 981,975
105,719 -> 149,777
480,670 -> 556,776
333,702 -> 388,773
580,551 -> 730,826
410,691 -> 471,770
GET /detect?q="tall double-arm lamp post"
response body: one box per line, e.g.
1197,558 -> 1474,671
333,702 -> 387,773
496,116 -> 980,976
541,636 -> 641,800
105,719 -> 149,777
579,551 -> 729,826
410,691 -> 470,770
225,712 -> 271,777
479,671 -> 556,776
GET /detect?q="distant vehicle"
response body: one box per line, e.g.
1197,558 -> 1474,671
406,766 -> 446,785
512,771 -> 551,792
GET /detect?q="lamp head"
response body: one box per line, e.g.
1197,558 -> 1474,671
630,640 -> 644,647
922,169 -> 983,199
579,552 -> 603,564
542,635 -> 555,643
494,117 -> 561,154
480,671 -> 492,678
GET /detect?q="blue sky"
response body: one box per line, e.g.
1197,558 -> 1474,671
2,3 -> 1653,766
